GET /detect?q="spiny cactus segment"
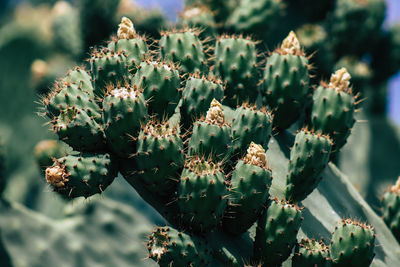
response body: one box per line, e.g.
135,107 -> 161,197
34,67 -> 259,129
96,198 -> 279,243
330,219 -> 376,267
263,31 -> 311,130
311,68 -> 357,154
382,177 -> 400,242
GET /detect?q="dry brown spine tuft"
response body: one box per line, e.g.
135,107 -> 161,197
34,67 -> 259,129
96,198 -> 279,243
205,99 -> 225,126
277,31 -> 304,56
45,164 -> 69,188
243,142 -> 268,169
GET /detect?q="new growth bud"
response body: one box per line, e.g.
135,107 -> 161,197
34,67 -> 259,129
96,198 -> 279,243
205,99 -> 224,125
118,17 -> 136,39
244,142 -> 268,168
45,165 -> 69,188
281,31 -> 301,55
329,68 -> 351,92
389,177 -> 400,195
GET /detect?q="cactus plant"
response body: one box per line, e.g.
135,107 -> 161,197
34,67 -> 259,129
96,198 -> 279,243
28,13 -> 400,267
330,219 -> 376,267
382,177 -> 400,242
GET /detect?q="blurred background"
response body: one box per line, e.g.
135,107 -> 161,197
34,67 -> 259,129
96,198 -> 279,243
0,0 -> 398,266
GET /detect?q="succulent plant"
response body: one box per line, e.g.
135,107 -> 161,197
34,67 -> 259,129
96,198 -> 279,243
34,15 -> 400,267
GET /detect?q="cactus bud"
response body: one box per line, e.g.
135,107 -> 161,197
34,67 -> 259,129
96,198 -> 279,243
205,99 -> 225,125
46,165 -> 69,188
244,142 -> 267,168
281,31 -> 301,55
117,17 -> 136,39
329,67 -> 351,92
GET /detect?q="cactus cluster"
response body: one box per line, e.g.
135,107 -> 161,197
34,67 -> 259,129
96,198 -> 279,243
36,15 -> 382,266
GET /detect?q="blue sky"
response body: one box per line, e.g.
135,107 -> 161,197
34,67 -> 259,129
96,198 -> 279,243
386,0 -> 400,124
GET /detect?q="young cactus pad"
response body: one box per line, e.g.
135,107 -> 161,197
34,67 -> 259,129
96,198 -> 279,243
284,128 -> 332,202
330,219 -> 376,267
292,238 -> 332,267
178,156 -> 228,233
102,85 -> 148,157
382,177 -> 400,242
134,120 -> 184,198
263,31 -> 310,130
311,68 -> 356,152
188,99 -> 232,161
254,198 -> 303,266
147,226 -> 213,266
214,35 -> 259,107
45,153 -> 117,199
108,17 -> 148,65
223,142 -> 272,235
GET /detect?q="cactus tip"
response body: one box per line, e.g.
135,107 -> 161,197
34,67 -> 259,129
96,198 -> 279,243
329,68 -> 351,92
118,17 -> 136,40
205,99 -> 224,125
45,165 -> 69,188
281,31 -> 301,55
244,142 -> 268,168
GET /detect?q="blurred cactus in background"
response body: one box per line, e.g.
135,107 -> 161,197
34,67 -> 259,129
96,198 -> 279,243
0,0 -> 399,266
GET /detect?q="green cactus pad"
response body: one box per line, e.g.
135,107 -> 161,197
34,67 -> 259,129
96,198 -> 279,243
188,100 -> 232,161
45,80 -> 101,121
135,120 -> 184,197
52,106 -> 106,152
311,68 -> 356,152
285,128 -> 332,202
227,0 -> 284,37
382,178 -> 400,242
254,198 -> 303,266
159,29 -> 207,74
330,219 -> 376,267
179,5 -> 217,39
0,140 -> 5,196
90,49 -> 129,97
132,60 -> 181,119
107,17 -> 148,66
147,226 -> 213,266
223,143 -> 272,235
328,0 -> 386,56
181,73 -> 224,128
45,153 -> 117,199
62,67 -> 94,96
102,85 -> 148,157
263,32 -> 310,130
51,3 -> 83,58
214,35 -> 259,107
178,156 -> 228,233
292,238 -> 332,267
296,23 -> 334,77
231,104 -> 273,158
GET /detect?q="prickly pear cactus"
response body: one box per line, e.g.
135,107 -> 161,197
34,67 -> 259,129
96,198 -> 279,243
285,128 -> 332,202
330,219 -> 376,267
34,16 -> 400,267
0,139 -> 5,196
292,238 -> 333,267
263,31 -> 311,130
147,226 -> 213,266
382,177 -> 400,242
311,68 -> 357,153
